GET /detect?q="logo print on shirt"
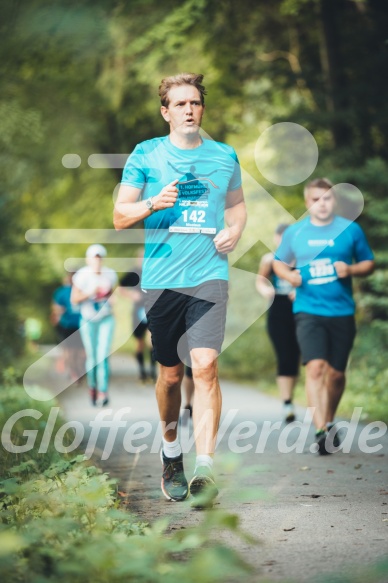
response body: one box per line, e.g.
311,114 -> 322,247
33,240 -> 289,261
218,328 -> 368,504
167,162 -> 219,201
308,239 -> 335,247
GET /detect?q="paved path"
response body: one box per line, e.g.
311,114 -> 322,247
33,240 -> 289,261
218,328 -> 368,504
41,350 -> 388,582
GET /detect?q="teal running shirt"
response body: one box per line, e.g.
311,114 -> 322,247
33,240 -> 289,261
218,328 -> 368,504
275,215 -> 374,316
121,136 -> 242,289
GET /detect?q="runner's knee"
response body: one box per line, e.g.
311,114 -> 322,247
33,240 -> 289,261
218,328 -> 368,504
191,358 -> 218,387
158,365 -> 183,391
306,359 -> 327,381
327,367 -> 345,384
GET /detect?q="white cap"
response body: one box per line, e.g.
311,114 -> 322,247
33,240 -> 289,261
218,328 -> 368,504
86,244 -> 107,258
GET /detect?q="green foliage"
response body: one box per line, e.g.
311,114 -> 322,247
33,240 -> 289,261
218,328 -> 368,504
0,459 -> 252,583
220,318 -> 275,381
0,384 -> 253,582
0,0 -> 388,419
0,384 -> 65,474
338,324 -> 388,423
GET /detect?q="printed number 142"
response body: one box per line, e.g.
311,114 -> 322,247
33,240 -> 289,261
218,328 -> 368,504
182,210 -> 206,223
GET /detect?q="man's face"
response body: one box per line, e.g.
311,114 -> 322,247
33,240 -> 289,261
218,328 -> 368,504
305,187 -> 336,223
160,85 -> 204,137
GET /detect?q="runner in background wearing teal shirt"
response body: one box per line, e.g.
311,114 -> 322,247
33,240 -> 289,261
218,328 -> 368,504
273,178 -> 374,455
114,73 -> 246,506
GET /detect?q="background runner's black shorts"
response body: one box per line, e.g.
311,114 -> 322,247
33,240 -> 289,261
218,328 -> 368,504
132,320 -> 148,340
56,325 -> 84,348
295,312 -> 356,372
143,280 -> 228,367
267,295 -> 300,377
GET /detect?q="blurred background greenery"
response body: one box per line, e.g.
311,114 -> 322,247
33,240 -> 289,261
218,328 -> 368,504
1,0 -> 388,420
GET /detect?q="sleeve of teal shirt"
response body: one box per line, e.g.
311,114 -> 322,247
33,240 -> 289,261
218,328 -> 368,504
351,222 -> 374,262
121,144 -> 146,188
274,224 -> 295,265
228,148 -> 242,191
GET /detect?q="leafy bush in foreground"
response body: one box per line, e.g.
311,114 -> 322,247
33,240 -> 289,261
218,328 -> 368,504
0,385 -> 252,583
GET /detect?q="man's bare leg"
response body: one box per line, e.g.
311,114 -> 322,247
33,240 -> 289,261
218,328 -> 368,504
190,348 -> 221,456
188,348 -> 220,506
305,359 -> 329,430
156,362 -> 188,502
156,362 -> 184,442
323,365 -> 346,424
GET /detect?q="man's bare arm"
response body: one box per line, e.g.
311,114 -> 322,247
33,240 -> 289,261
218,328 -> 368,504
213,187 -> 247,254
334,259 -> 375,278
113,180 -> 179,231
256,253 -> 275,299
273,259 -> 302,287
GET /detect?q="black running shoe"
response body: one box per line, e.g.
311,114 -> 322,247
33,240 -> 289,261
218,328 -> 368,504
315,429 -> 333,455
160,451 -> 189,502
283,403 -> 296,423
327,423 -> 341,449
189,466 -> 218,509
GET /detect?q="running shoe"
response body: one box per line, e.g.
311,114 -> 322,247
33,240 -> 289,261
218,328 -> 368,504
95,392 -> 109,407
315,429 -> 332,455
327,422 -> 341,449
283,403 -> 296,423
189,466 -> 218,509
160,451 -> 189,502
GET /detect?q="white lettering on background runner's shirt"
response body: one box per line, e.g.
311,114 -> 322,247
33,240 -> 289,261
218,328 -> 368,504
307,258 -> 337,285
308,239 -> 335,247
275,215 -> 374,316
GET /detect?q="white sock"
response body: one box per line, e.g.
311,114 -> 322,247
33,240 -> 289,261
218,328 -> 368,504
162,437 -> 182,459
195,455 -> 213,473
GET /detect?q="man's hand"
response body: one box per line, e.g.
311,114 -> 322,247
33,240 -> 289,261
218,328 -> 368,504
152,179 -> 179,211
213,226 -> 241,254
288,269 -> 302,287
334,261 -> 351,278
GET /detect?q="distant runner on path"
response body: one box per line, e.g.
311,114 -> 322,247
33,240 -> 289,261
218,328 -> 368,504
71,245 -> 117,407
51,273 -> 85,383
273,178 -> 374,454
114,72 -> 246,507
256,224 -> 300,423
119,250 -> 157,382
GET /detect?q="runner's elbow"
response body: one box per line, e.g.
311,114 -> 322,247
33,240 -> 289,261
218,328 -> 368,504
113,210 -> 128,231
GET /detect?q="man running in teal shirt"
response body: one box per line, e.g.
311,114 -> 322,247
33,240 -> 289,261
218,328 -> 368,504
114,73 -> 246,505
274,178 -> 374,455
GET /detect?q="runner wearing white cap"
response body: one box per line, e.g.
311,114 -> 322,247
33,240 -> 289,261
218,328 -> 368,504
71,245 -> 117,406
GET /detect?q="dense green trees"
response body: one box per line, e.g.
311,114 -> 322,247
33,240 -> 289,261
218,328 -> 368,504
1,0 -> 387,377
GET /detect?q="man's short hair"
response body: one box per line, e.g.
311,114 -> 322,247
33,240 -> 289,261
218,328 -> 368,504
304,177 -> 334,199
159,73 -> 207,107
